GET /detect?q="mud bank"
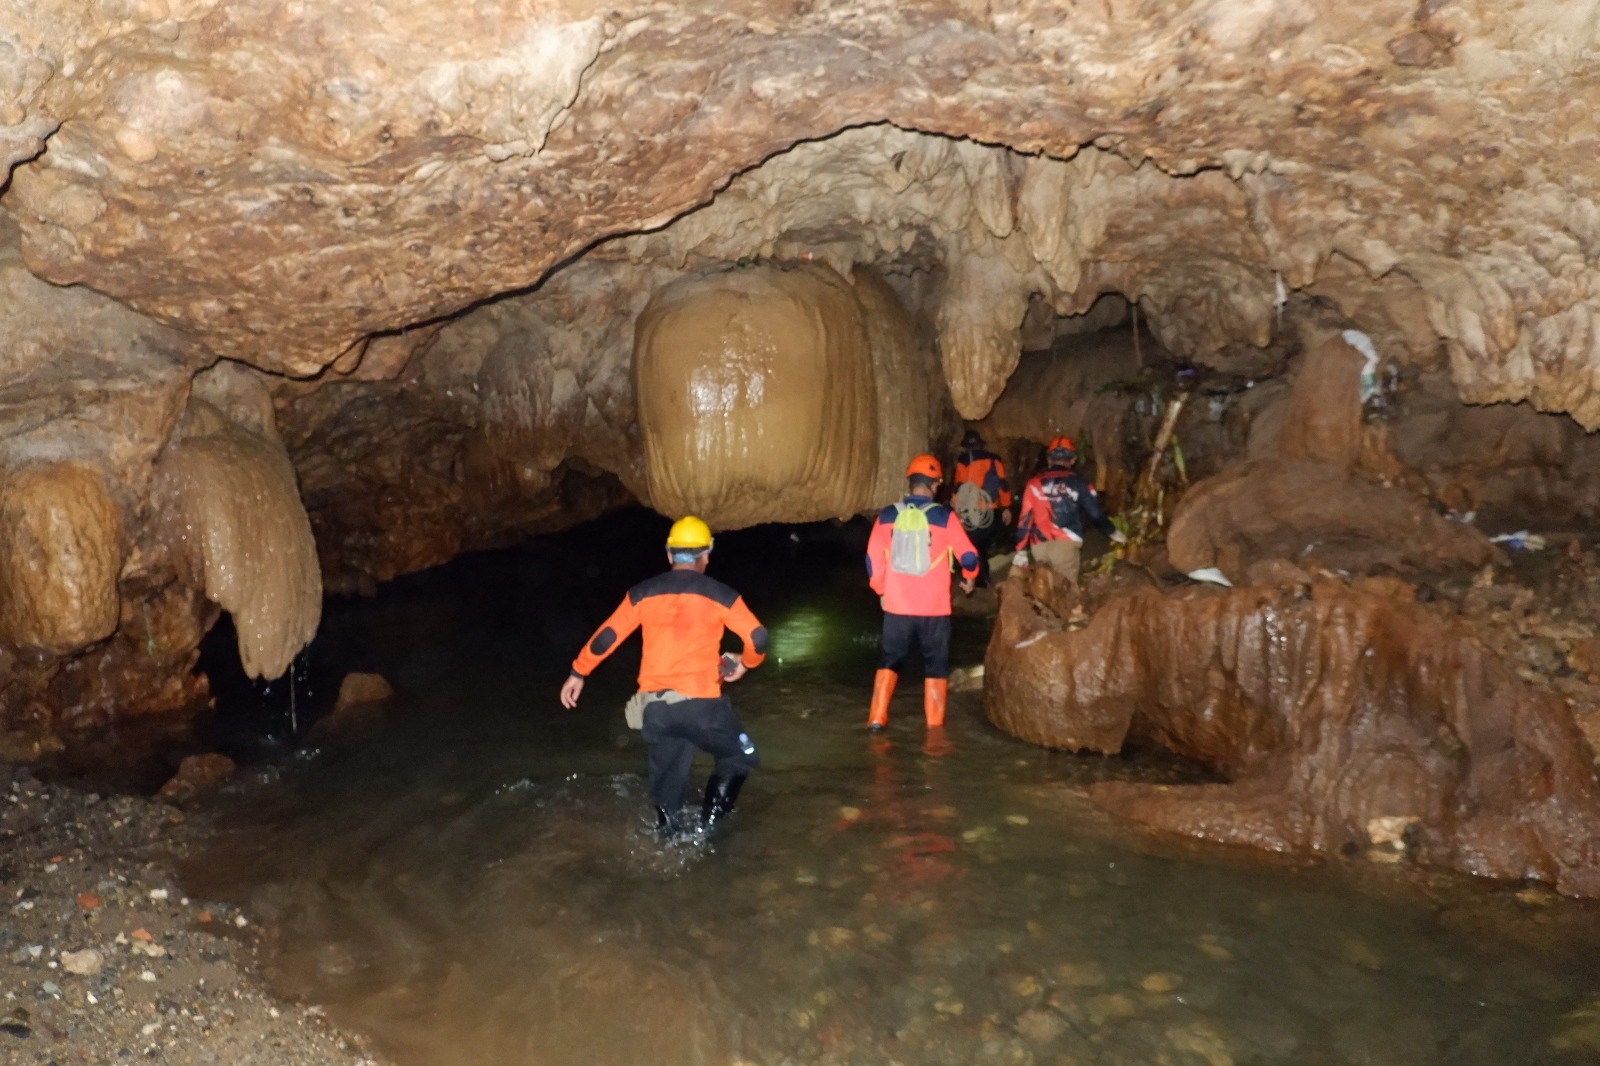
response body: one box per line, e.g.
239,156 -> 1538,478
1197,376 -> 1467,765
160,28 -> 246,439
0,764 -> 379,1065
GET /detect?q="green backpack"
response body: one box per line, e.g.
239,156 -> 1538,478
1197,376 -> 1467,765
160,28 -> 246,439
889,502 -> 933,576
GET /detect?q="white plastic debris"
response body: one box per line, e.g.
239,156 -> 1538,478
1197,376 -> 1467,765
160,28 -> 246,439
1186,567 -> 1234,587
1489,530 -> 1547,551
1341,329 -> 1382,404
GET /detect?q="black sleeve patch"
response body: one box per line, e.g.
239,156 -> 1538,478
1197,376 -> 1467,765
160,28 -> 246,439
693,573 -> 740,608
751,626 -> 769,654
588,627 -> 618,656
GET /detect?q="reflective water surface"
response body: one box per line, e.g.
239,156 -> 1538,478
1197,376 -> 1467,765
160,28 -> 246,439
186,514 -> 1600,1065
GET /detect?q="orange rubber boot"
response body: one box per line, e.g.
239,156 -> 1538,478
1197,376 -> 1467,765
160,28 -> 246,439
868,669 -> 897,731
924,678 -> 948,728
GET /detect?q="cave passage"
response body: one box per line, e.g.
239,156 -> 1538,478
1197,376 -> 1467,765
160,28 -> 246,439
179,511 -> 1600,1065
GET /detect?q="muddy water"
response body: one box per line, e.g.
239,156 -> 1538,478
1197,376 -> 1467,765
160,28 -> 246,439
187,514 -> 1600,1065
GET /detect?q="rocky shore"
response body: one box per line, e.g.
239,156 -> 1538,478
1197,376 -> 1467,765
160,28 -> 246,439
1,764 -> 381,1066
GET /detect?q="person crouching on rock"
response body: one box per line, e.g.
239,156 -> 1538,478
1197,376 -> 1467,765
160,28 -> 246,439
1015,436 -> 1126,588
559,516 -> 768,839
865,454 -> 980,734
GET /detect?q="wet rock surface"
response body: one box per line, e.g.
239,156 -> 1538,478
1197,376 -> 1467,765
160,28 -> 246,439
985,556 -> 1600,897
0,765 -> 375,1065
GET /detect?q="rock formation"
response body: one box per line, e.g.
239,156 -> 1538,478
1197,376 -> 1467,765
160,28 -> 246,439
635,263 -> 941,526
984,576 -> 1600,898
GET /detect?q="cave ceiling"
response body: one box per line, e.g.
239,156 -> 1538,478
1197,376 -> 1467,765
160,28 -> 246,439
3,0 -> 1599,422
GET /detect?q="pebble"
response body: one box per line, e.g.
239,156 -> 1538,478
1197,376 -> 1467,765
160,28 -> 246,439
1141,972 -> 1182,993
60,949 -> 104,976
1054,960 -> 1106,987
1085,992 -> 1137,1025
1340,938 -> 1383,970
1018,1007 -> 1069,1045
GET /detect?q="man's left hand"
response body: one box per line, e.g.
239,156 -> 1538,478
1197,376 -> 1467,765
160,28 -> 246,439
1001,509 -> 1012,526
960,577 -> 976,594
559,675 -> 584,708
720,654 -> 748,683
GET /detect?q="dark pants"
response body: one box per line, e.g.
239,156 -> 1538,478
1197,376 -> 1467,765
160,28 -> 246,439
964,521 -> 997,587
639,696 -> 759,812
878,613 -> 951,679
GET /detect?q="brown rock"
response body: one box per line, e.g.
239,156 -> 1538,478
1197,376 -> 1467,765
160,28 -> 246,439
155,753 -> 236,804
985,579 -> 1600,897
0,463 -> 125,655
1567,638 -> 1600,681
334,672 -> 395,714
1166,459 -> 1496,582
1279,335 -> 1366,470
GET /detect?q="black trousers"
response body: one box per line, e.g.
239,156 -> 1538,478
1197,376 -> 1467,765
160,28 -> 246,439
965,521 -> 996,587
878,613 -> 951,679
639,696 -> 759,811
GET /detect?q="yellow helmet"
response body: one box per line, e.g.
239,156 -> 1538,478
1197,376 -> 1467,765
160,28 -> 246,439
665,515 -> 714,551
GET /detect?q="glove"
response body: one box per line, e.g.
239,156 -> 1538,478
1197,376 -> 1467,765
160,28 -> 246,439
1109,530 -> 1129,546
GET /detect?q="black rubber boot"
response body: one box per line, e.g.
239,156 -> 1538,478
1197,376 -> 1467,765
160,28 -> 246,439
655,805 -> 682,841
699,774 -> 747,830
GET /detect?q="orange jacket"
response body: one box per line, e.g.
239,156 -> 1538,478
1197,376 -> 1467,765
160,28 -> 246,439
865,496 -> 980,616
571,568 -> 767,698
954,448 -> 1012,510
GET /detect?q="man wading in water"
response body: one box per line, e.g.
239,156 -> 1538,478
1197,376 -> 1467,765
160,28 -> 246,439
560,516 -> 768,839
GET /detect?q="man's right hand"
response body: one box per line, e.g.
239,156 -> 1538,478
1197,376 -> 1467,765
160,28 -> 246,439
559,675 -> 584,708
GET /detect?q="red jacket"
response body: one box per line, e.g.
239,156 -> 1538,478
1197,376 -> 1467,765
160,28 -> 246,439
1016,467 -> 1114,547
865,496 -> 980,616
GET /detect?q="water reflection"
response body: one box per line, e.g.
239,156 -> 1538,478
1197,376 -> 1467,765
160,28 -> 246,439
186,515 -> 1600,1065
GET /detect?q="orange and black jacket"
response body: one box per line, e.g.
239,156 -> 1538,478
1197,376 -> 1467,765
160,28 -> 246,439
570,569 -> 767,699
954,447 -> 1013,511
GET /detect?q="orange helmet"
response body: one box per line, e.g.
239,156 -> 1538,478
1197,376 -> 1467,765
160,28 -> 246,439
1046,436 -> 1076,464
905,453 -> 943,481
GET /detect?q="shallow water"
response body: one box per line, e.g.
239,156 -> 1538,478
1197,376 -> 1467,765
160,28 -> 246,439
186,513 -> 1600,1065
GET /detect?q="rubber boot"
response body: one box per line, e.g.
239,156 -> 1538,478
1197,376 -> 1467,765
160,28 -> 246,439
700,773 -> 747,830
867,669 -> 897,731
654,805 -> 682,842
924,678 -> 948,729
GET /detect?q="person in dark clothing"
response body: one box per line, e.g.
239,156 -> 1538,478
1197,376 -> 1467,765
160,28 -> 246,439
952,429 -> 1012,587
560,516 -> 767,838
1015,437 -> 1126,587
